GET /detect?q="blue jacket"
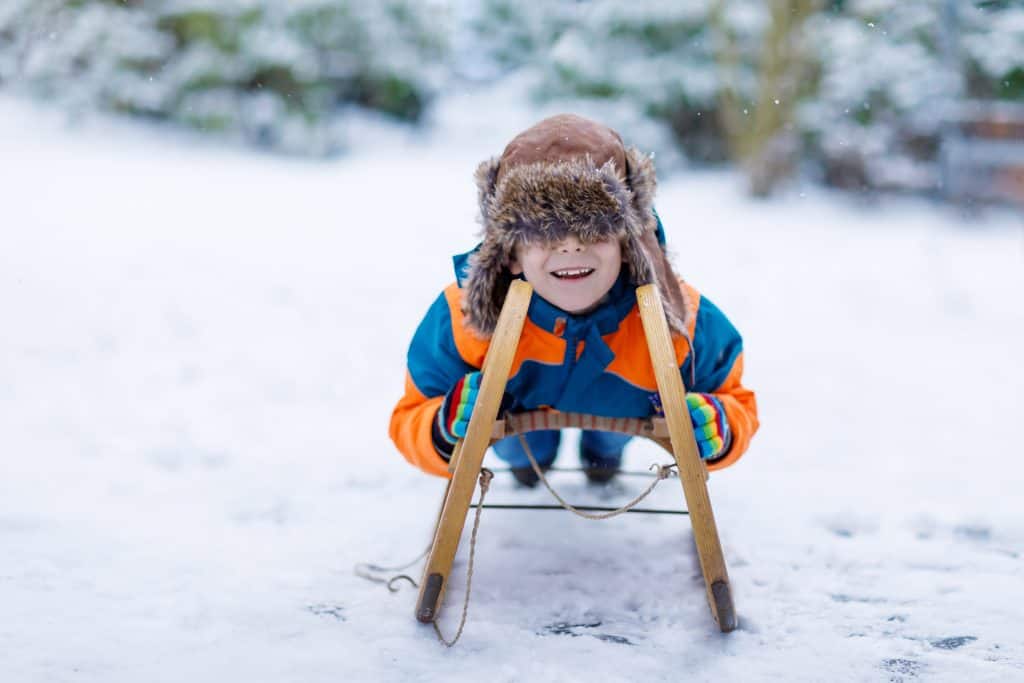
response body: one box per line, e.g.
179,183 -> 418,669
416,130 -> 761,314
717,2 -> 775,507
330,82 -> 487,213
390,250 -> 759,478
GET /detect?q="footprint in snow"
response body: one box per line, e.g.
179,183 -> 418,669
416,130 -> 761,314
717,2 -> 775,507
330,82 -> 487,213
954,524 -> 991,542
307,603 -> 346,622
881,658 -> 923,679
930,636 -> 977,650
540,621 -> 634,646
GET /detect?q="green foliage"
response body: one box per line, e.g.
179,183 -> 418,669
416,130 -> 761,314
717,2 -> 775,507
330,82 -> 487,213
551,64 -> 622,100
465,1 -> 575,72
159,12 -> 231,51
0,0 -> 449,154
2,0 -> 1021,183
477,0 -> 1021,193
606,19 -> 704,54
647,97 -> 729,163
351,73 -> 426,120
998,68 -> 1024,100
530,3 -> 735,163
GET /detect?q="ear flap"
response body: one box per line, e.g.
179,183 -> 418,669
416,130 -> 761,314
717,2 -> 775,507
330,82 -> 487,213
462,236 -> 514,337
623,233 -> 654,285
464,156 -> 510,336
623,146 -> 689,333
624,146 -> 658,233
621,150 -> 690,336
474,157 -> 501,222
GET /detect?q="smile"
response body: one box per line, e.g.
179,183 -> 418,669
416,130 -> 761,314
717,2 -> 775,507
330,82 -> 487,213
551,268 -> 594,279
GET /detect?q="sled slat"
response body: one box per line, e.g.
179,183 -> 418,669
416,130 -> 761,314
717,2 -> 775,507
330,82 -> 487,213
492,413 -> 669,440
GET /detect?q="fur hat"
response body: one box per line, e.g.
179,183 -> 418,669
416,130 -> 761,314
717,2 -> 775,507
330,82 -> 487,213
463,113 -> 689,336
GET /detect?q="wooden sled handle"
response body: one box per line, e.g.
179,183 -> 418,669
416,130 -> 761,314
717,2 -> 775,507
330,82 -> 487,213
447,280 -> 533,474
636,283 -> 736,631
417,279 -> 532,624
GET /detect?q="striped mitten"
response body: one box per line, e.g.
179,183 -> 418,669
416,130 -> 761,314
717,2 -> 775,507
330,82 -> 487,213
434,372 -> 482,449
685,393 -> 732,461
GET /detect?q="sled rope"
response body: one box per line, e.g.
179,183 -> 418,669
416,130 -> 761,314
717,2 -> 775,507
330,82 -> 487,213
518,433 -> 675,520
358,440 -> 676,644
354,546 -> 430,592
432,467 -> 493,648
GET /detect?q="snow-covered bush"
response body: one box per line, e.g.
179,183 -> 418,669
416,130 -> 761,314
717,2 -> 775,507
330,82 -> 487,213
2,0 -> 1020,191
961,1 -> 1024,100
0,0 -> 450,155
529,2 -> 755,165
488,0 -> 817,194
802,0 -> 1024,191
474,0 -> 1022,194
454,1 -> 577,81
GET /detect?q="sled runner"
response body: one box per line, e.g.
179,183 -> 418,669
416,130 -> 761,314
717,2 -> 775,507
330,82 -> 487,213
415,280 -> 737,633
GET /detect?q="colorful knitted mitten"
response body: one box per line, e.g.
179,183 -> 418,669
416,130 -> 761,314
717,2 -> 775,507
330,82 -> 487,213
685,392 -> 732,461
435,371 -> 482,446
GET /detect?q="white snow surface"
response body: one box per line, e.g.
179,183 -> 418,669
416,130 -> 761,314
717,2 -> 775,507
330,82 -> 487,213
1,94 -> 1023,682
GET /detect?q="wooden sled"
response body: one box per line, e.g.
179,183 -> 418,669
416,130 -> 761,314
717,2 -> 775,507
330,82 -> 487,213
416,280 -> 737,632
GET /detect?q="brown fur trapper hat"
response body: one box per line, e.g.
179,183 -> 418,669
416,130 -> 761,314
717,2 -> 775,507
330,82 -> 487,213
464,113 -> 688,336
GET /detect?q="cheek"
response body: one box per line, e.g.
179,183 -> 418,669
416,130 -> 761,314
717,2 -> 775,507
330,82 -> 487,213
516,246 -> 549,274
601,244 -> 624,268
525,254 -> 552,277
593,240 -> 623,264
609,243 -> 624,263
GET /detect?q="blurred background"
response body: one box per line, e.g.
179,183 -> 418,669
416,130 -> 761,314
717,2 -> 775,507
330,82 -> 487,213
3,0 -> 1023,203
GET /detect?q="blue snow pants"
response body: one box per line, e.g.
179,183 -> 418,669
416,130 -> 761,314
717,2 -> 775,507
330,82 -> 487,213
491,430 -> 632,469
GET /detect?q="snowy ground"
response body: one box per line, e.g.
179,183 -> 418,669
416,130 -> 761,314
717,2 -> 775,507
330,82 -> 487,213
1,94 -> 1022,682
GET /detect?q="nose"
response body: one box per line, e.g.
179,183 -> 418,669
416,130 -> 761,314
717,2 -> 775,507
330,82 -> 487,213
556,235 -> 584,253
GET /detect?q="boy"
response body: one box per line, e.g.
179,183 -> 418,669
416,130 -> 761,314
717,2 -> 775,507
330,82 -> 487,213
390,114 -> 758,486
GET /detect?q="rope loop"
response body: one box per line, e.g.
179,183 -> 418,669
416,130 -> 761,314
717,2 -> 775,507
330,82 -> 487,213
386,575 -> 418,592
650,462 -> 676,480
353,547 -> 429,591
517,433 -> 674,521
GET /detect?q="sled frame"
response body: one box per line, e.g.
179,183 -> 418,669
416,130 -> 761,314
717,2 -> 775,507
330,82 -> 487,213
415,280 -> 736,632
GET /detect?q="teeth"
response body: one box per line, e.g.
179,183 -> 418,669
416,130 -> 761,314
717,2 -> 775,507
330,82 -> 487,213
554,268 -> 594,277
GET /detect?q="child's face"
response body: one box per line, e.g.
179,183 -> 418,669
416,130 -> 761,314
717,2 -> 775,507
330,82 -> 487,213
509,235 -> 624,315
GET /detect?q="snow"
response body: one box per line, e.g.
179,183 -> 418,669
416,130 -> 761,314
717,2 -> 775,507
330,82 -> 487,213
1,94 -> 1023,682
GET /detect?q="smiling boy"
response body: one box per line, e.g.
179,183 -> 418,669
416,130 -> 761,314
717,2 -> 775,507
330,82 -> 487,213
390,114 -> 758,486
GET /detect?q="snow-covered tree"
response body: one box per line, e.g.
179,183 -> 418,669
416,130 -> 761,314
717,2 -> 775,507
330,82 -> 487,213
485,0 -> 818,191
453,1 -> 576,81
961,1 -> 1024,101
531,2 -> 739,164
0,0 -> 450,155
801,0 -> 1024,192
2,0 -> 1020,190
